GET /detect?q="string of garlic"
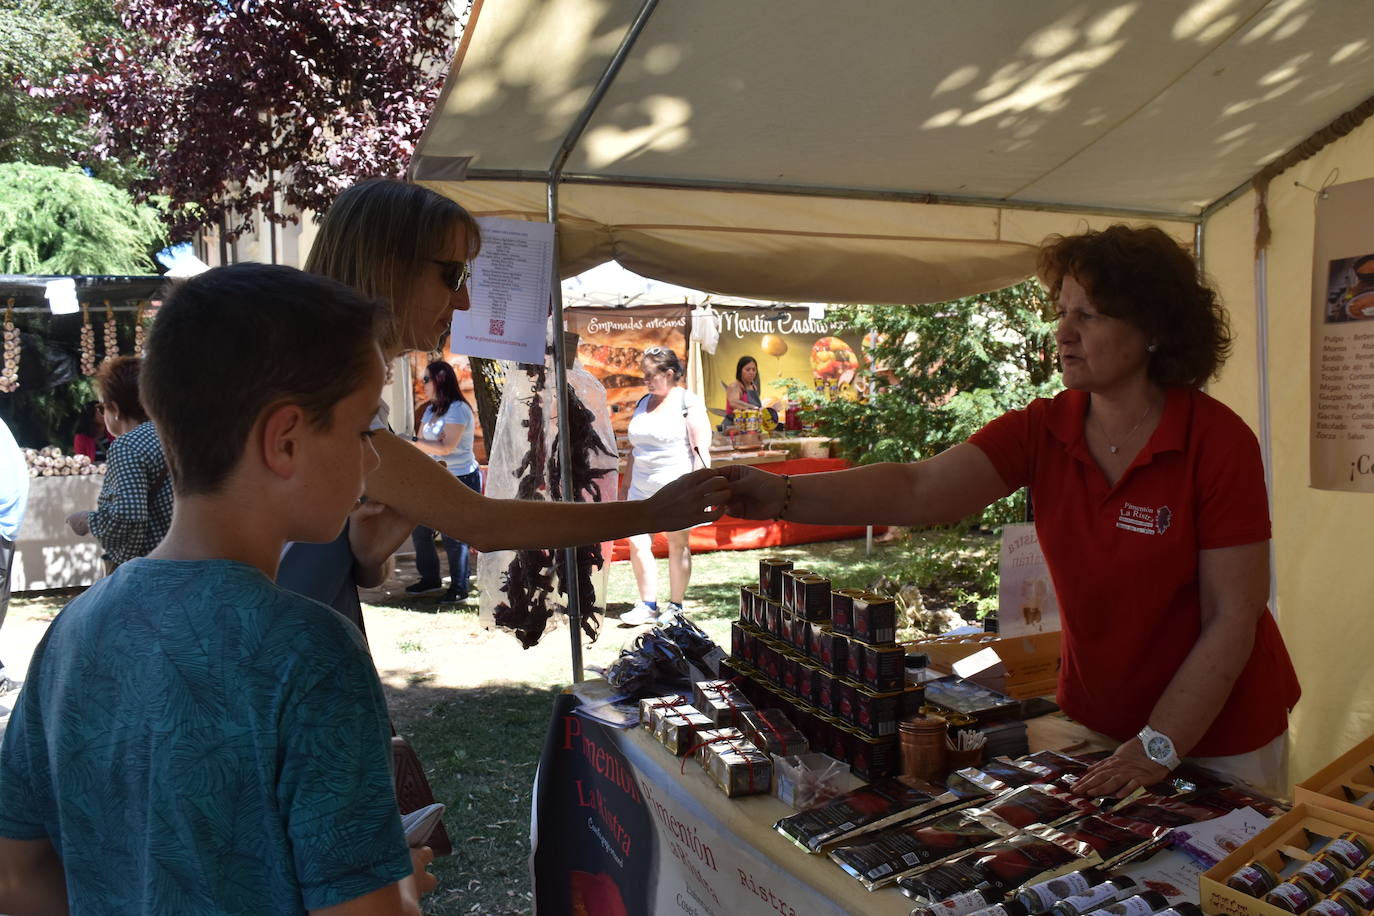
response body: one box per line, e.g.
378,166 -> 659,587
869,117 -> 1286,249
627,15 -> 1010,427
80,302 -> 97,376
1,300 -> 19,393
103,301 -> 118,362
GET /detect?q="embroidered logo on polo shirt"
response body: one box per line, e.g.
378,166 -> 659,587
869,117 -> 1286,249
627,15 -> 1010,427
1116,501 -> 1172,535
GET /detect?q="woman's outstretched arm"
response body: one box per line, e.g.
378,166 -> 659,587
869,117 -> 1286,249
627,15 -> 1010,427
364,430 -> 728,553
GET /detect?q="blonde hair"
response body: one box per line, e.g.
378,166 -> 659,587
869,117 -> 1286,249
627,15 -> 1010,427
305,178 -> 481,353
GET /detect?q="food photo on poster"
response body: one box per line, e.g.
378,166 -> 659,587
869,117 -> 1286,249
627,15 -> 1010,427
563,304 -> 691,437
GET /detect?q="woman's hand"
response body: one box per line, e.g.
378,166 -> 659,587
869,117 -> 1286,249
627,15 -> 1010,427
348,499 -> 416,588
719,466 -> 787,519
1072,738 -> 1169,798
643,467 -> 731,530
66,511 -> 91,536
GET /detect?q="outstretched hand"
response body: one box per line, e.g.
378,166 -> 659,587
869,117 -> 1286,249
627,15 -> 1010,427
644,467 -> 732,531
719,465 -> 787,520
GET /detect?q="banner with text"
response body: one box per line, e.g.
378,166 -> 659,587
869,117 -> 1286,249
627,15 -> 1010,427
702,307 -> 865,419
997,523 -> 1061,637
1310,177 -> 1374,492
563,305 -> 691,436
533,694 -> 865,916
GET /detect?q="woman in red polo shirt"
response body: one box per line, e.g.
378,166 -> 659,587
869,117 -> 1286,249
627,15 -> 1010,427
722,224 -> 1300,797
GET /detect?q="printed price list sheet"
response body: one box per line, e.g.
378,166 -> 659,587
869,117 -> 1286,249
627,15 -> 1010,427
451,217 -> 555,364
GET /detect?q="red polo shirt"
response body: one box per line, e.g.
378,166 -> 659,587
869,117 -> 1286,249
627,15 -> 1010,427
970,387 -> 1300,757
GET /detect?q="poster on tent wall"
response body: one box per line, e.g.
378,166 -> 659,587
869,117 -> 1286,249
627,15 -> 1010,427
702,307 -> 865,419
1309,177 -> 1374,493
563,305 -> 691,437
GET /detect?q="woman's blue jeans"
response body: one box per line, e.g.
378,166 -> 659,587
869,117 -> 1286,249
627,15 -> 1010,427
410,468 -> 483,595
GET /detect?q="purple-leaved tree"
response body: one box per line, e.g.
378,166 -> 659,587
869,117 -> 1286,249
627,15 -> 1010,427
38,0 -> 461,239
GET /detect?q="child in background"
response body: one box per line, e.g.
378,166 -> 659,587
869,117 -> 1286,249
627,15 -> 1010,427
70,400 -> 109,462
65,356 -> 174,569
0,264 -> 434,914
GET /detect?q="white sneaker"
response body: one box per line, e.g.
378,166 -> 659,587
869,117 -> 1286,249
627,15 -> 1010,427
662,601 -> 685,617
618,602 -> 661,627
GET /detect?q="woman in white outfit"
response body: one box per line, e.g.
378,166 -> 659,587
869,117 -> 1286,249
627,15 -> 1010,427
619,348 -> 714,626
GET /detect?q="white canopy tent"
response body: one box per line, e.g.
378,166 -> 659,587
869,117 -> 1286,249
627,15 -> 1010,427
413,0 -> 1374,780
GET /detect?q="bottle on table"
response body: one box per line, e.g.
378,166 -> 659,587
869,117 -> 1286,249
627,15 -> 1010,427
1049,877 -> 1139,916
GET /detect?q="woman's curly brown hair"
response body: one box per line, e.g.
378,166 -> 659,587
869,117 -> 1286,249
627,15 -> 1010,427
1038,224 -> 1232,388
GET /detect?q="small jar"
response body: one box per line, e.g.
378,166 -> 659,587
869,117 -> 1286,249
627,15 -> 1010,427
1322,832 -> 1374,871
1264,881 -> 1317,914
898,714 -> 947,782
1227,862 -> 1280,898
1306,898 -> 1357,916
1294,857 -> 1350,896
1332,874 -> 1374,911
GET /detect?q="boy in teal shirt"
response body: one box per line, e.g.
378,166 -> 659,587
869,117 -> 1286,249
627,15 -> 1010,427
0,264 -> 433,915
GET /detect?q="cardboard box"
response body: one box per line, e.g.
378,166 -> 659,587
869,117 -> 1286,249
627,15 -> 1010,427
1295,733 -> 1374,823
907,631 -> 1061,700
1200,803 -> 1374,916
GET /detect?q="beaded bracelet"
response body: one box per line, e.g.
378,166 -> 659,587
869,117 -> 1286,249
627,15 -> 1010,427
774,474 -> 792,520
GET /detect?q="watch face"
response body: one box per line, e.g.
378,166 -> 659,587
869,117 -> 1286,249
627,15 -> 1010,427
1146,736 -> 1170,760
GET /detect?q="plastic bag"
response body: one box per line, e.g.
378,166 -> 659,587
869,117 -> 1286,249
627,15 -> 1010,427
476,357 -> 618,647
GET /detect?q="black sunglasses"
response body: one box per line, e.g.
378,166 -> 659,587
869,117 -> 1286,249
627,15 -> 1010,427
431,259 -> 472,293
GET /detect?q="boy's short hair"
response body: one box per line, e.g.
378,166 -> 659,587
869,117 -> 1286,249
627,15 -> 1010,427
142,263 -> 383,496
96,355 -> 149,424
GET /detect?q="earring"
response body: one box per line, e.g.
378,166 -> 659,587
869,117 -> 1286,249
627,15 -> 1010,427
1147,344 -> 1158,353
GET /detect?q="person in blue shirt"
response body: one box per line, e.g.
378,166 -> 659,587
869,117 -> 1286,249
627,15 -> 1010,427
0,415 -> 28,690
404,359 -> 481,601
0,264 -> 435,915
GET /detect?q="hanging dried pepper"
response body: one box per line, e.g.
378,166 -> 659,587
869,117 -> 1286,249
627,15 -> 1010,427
493,359 -> 614,647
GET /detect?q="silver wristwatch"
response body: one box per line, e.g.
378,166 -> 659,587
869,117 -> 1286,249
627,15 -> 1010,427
1137,725 -> 1181,770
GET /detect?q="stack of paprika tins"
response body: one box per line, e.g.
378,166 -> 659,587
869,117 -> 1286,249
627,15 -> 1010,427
724,556 -> 924,780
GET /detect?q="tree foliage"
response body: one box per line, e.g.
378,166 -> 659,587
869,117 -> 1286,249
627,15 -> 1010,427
0,0 -> 123,173
36,0 -> 462,239
0,162 -> 166,274
789,280 -> 1061,526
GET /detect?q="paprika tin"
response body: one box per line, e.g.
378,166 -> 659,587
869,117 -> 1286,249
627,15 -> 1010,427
831,587 -> 865,637
853,592 -> 898,645
759,557 -> 792,601
850,730 -> 900,780
796,574 -> 833,621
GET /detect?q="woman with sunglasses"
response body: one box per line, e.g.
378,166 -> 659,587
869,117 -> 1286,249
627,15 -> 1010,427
278,179 -> 728,625
405,360 -> 482,601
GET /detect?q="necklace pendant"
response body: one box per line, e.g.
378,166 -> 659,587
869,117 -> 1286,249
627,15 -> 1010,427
1108,445 -> 1119,454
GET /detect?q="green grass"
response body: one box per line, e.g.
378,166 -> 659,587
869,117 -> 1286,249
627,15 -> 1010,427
391,683 -> 561,916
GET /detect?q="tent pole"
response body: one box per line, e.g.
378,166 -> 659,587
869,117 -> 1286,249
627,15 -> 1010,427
1253,247 -> 1278,615
546,0 -> 663,683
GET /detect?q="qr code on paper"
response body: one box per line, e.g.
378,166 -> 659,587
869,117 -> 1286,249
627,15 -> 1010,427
488,319 -> 505,336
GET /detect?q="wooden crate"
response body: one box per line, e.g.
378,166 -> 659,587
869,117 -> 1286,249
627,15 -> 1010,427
1200,803 -> 1374,916
1294,733 -> 1374,823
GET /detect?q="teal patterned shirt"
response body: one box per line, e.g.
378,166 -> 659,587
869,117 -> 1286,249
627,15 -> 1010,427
0,558 -> 412,914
